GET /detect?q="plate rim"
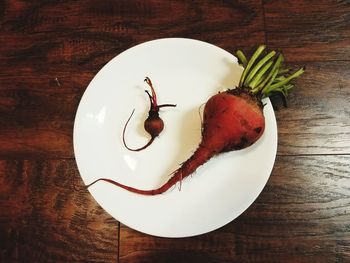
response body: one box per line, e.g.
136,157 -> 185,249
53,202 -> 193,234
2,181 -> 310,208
73,37 -> 278,238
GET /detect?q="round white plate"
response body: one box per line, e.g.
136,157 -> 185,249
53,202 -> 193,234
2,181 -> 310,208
73,38 -> 277,238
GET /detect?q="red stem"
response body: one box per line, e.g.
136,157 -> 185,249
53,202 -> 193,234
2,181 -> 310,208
144,77 -> 157,108
87,143 -> 214,195
157,104 -> 177,108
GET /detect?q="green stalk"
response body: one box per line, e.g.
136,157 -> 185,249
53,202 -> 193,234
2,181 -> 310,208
273,75 -> 286,83
277,68 -> 290,75
267,67 -> 305,91
236,50 -> 247,67
239,45 -> 265,86
256,54 -> 283,93
244,50 -> 276,86
249,60 -> 274,89
261,65 -> 280,96
236,45 -> 304,102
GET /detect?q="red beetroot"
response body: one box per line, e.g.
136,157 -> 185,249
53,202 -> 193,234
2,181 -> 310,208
122,77 -> 176,151
87,45 -> 304,195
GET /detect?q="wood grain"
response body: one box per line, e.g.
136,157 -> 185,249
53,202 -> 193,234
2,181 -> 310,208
1,1 -> 264,35
0,0 -> 265,75
119,155 -> 350,263
263,0 -> 350,62
0,160 -> 119,262
0,89 -> 82,158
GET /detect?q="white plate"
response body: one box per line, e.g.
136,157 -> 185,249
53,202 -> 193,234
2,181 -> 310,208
73,38 -> 277,238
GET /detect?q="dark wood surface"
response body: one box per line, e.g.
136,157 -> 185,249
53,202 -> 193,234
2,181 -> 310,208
1,1 -> 349,262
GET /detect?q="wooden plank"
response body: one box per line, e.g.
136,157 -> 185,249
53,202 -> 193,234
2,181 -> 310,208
119,155 -> 350,263
263,0 -> 350,62
273,61 -> 350,155
0,89 -> 83,158
2,0 -> 267,70
0,160 -> 119,262
0,0 -> 265,78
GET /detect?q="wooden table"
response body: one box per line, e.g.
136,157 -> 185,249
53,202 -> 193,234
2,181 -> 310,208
1,1 -> 349,262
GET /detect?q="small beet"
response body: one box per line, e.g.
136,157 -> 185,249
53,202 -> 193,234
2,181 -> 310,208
122,77 -> 176,151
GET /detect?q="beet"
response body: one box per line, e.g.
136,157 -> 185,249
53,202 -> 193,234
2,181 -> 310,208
122,77 -> 176,151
